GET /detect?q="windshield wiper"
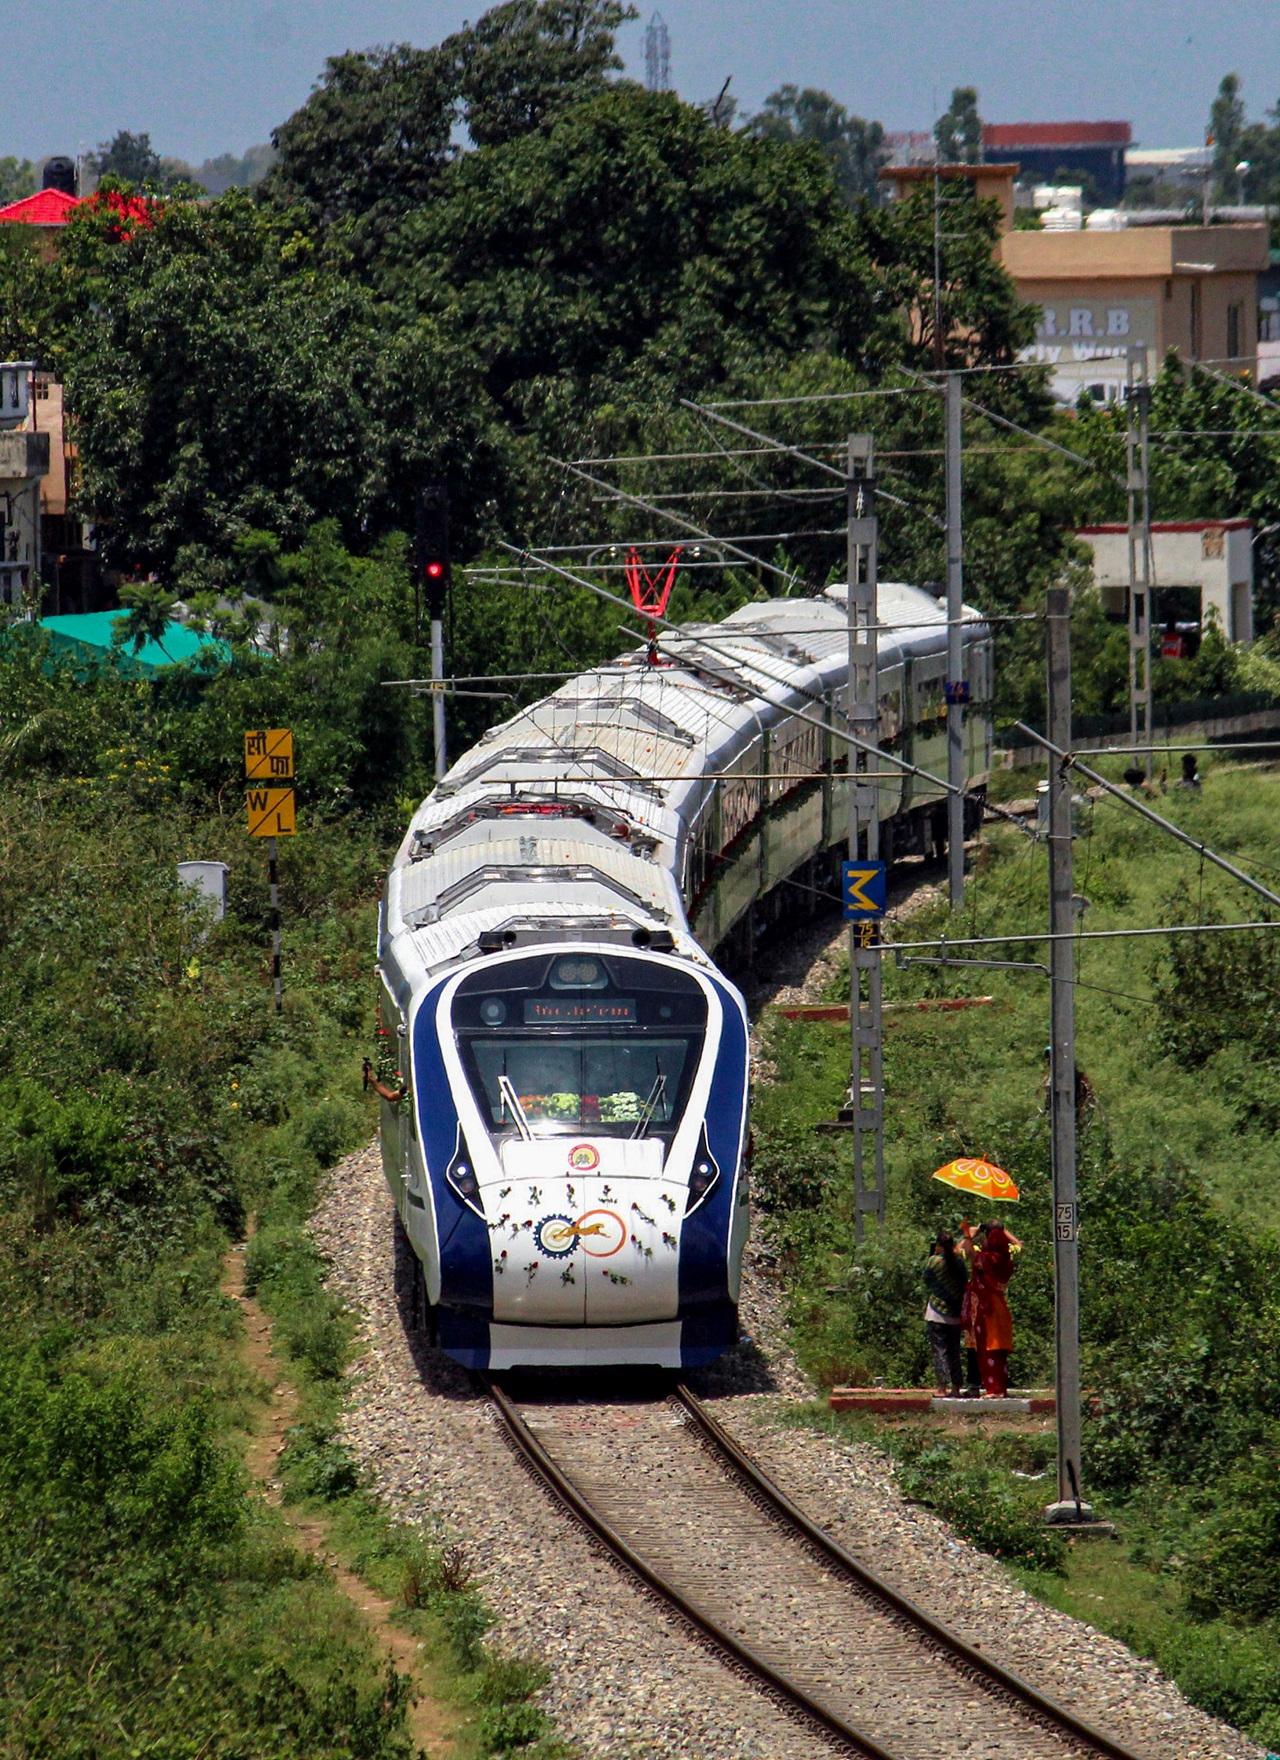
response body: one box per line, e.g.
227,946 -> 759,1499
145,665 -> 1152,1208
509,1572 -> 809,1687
630,1073 -> 667,1140
497,1074 -> 533,1141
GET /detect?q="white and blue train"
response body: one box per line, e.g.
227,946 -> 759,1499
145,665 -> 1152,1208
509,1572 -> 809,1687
376,582 -> 993,1370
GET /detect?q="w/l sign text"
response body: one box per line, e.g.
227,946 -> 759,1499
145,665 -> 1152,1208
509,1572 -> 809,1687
246,787 -> 296,837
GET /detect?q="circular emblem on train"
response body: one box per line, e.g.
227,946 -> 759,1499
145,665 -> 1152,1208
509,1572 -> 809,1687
533,1214 -> 579,1259
567,1143 -> 600,1172
572,1208 -> 626,1258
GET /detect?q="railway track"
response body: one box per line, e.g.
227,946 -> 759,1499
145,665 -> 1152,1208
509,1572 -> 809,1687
488,1379 -> 1146,1760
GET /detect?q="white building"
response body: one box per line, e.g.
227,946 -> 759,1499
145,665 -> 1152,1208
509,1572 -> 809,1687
1076,519 -> 1254,644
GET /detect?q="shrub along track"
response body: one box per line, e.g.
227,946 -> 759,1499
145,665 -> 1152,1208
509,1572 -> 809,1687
221,1236 -> 458,1757
488,1378 -> 1144,1760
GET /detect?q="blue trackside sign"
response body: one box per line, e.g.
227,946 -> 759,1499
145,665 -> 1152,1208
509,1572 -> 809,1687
841,860 -> 887,920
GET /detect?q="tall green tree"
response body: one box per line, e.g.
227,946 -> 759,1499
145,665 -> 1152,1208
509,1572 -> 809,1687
858,177 -> 1036,370
262,44 -> 458,245
1209,72 -> 1246,199
934,85 -> 983,164
747,85 -> 886,206
90,130 -> 164,186
41,193 -> 382,578
451,0 -> 636,147
0,156 -> 35,205
384,86 -> 893,451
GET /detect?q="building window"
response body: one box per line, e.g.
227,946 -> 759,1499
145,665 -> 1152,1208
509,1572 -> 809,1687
1227,301 -> 1242,362
1190,281 -> 1202,358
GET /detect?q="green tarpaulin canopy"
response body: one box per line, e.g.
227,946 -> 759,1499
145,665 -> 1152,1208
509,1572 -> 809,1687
38,612 -> 230,675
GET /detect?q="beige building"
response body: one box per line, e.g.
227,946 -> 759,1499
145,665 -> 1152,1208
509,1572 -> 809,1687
1004,224 -> 1268,400
878,162 -> 1268,400
0,363 -> 49,609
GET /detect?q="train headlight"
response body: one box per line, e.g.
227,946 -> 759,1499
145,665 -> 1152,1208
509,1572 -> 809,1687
550,957 -> 607,991
685,1125 -> 721,1215
446,1132 -> 484,1216
480,997 -> 507,1026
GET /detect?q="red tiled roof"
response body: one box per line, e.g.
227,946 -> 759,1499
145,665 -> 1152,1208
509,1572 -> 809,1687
0,187 -> 83,225
984,122 -> 1132,149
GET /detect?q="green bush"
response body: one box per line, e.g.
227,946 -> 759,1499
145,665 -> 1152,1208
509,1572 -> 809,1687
1159,1620 -> 1280,1750
280,1421 -> 360,1501
1182,1438 -> 1280,1622
477,1701 -> 549,1753
890,1434 -> 1066,1574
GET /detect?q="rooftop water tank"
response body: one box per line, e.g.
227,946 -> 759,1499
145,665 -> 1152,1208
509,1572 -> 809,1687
42,156 -> 76,197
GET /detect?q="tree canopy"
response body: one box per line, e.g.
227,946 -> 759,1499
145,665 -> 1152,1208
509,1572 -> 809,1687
451,0 -> 637,147
934,86 -> 983,164
37,193 -> 381,579
388,88 -> 889,413
747,85 -> 886,206
263,44 -> 458,245
0,156 -> 35,205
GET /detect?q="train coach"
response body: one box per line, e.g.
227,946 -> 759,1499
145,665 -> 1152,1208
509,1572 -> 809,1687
375,580 -> 993,1370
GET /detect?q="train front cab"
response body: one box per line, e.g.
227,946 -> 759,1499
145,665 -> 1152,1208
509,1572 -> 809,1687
409,945 -> 749,1370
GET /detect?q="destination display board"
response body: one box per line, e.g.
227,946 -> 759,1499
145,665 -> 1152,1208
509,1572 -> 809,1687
523,999 -> 637,1025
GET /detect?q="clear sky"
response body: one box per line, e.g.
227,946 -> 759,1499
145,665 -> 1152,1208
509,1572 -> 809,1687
13,0 -> 1280,167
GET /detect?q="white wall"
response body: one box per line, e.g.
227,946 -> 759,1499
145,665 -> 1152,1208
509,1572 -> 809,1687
1077,524 -> 1254,642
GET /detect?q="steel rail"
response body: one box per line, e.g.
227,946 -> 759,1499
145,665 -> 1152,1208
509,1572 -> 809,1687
485,1377 -> 898,1759
675,1386 -> 1145,1760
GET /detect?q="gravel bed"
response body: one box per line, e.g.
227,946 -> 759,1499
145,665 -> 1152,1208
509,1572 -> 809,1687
313,874 -> 1259,1759
312,1143 -> 1262,1760
313,1142 -> 842,1759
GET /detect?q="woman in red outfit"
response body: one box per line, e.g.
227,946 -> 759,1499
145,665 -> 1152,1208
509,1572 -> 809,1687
961,1220 -> 1021,1397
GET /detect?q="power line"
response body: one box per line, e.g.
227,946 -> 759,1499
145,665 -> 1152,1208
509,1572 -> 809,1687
550,457 -> 805,590
698,386 -> 930,409
887,919 -> 1280,952
1013,719 -> 1280,913
495,538 -> 1037,841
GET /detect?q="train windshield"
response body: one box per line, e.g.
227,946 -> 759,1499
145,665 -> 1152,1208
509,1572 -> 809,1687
453,952 -> 707,1141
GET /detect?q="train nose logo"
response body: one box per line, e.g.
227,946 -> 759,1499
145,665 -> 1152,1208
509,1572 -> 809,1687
532,1208 -> 626,1259
568,1144 -> 600,1172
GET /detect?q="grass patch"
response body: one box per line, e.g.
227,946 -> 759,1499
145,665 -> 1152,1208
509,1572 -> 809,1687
752,756 -> 1280,1746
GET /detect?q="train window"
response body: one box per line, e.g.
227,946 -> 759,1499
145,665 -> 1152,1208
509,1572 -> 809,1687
453,952 -> 708,1139
461,1033 -> 701,1138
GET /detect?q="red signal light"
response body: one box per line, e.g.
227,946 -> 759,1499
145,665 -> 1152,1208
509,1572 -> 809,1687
425,560 -> 444,579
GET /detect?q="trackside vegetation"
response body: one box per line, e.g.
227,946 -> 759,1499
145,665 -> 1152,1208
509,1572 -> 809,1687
0,622 -> 570,1759
3,4 -> 1280,1753
750,757 -> 1280,1747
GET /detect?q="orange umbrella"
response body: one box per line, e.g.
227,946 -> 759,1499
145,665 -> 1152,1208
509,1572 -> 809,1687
931,1157 -> 1020,1202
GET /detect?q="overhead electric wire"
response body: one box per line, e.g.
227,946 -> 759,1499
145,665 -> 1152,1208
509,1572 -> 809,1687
887,920 -> 1280,952
551,457 -> 804,590
699,385 -> 929,409
1013,720 -> 1280,913
495,539 -> 1036,841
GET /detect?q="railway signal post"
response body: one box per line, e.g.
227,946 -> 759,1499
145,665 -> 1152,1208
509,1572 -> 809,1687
846,435 -> 885,1240
417,485 -> 451,781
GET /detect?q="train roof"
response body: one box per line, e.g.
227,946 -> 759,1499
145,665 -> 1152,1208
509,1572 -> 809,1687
382,580 -> 991,980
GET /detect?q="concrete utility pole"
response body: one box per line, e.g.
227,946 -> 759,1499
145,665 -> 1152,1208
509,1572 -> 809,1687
945,371 -> 965,910
1044,587 -> 1092,1523
846,435 -> 885,1240
1126,344 -> 1154,780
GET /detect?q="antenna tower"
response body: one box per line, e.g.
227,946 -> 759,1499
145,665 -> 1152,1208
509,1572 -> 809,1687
644,10 -> 671,92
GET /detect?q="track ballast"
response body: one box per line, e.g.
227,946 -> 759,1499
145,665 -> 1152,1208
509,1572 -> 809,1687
488,1379 -> 1146,1760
